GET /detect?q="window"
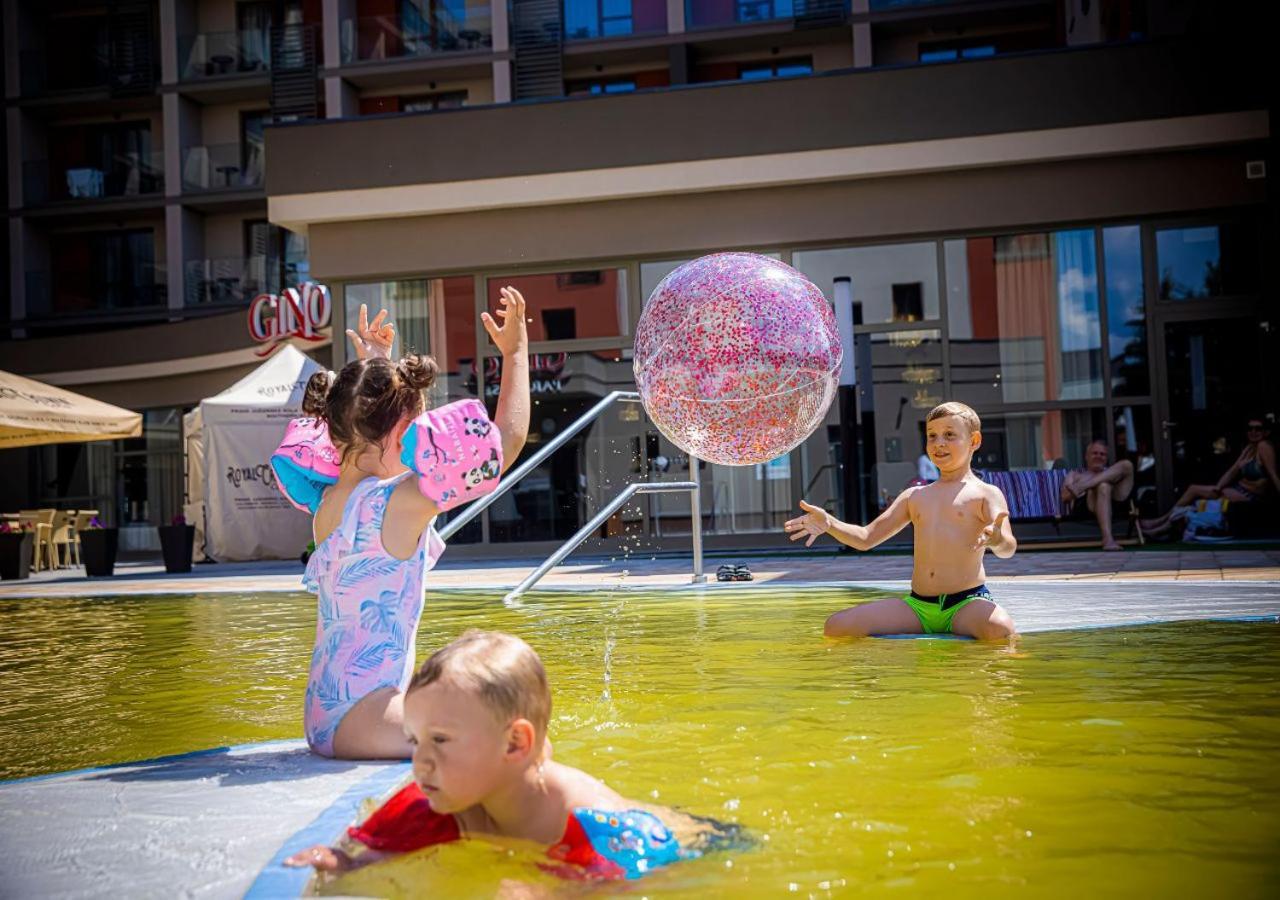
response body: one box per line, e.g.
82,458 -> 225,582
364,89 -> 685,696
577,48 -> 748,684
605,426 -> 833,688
919,44 -> 996,63
740,59 -> 813,80
244,221 -> 309,294
402,91 -> 467,112
566,77 -> 637,95
1155,222 -> 1260,302
564,0 -> 639,39
486,269 -> 629,343
974,408 -> 1108,472
240,111 -> 268,186
1103,225 -> 1148,397
945,230 -> 1104,406
793,242 -> 941,325
49,230 -> 160,316
344,276 -> 477,400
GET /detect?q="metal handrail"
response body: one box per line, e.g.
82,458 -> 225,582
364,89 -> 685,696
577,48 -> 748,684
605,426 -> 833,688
503,473 -> 704,606
438,390 -> 642,541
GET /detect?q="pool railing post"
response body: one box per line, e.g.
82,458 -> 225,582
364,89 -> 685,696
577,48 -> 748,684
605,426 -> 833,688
690,454 -> 706,583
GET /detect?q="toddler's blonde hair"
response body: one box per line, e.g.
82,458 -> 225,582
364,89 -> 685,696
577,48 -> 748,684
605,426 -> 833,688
408,630 -> 551,741
926,402 -> 981,436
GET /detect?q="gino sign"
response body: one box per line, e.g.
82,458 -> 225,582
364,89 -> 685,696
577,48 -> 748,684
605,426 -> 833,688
247,282 -> 332,357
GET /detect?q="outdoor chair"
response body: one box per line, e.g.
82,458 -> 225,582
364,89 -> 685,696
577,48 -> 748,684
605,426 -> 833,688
49,511 -> 77,568
70,510 -> 99,566
17,509 -> 56,572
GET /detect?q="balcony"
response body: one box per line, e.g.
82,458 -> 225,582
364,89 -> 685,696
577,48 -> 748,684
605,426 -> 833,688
341,6 -> 493,64
22,153 -> 165,206
686,0 -> 849,30
181,144 -> 264,193
179,30 -> 273,80
20,49 -> 110,95
184,257 -> 269,306
563,0 -> 667,41
25,268 -> 168,331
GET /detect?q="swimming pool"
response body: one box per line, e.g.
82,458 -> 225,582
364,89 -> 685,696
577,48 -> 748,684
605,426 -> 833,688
1,587 -> 1277,897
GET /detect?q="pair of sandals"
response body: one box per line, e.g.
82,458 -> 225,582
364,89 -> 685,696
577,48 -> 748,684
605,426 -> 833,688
715,564 -> 753,582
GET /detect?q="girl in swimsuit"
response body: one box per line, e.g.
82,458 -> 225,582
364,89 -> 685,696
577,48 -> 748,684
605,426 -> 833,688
289,292 -> 529,759
1141,418 -> 1279,537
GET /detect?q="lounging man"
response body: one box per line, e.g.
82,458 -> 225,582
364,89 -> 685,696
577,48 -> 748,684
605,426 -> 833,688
1141,417 -> 1279,538
286,631 -> 735,882
1060,440 -> 1134,551
785,401 -> 1018,640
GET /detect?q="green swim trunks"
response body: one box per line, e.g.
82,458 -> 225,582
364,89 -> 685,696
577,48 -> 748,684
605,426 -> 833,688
902,584 -> 993,634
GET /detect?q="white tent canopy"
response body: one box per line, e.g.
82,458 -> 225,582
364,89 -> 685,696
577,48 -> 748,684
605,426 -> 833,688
184,345 -> 327,562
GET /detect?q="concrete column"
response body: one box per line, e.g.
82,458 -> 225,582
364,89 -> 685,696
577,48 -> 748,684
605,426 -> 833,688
324,76 -> 358,118
7,107 -> 22,210
9,218 -> 25,330
492,60 -> 511,103
491,0 -> 509,52
158,0 -> 178,84
851,0 -> 872,68
3,0 -> 21,99
165,205 -> 186,312
666,0 -> 685,34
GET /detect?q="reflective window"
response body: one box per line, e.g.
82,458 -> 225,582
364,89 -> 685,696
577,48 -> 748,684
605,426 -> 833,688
344,276 -> 476,400
1155,223 -> 1259,301
945,230 -> 1103,406
486,269 -> 629,343
794,242 -> 940,325
1103,225 -> 1148,397
972,408 -> 1107,472
862,330 -> 944,507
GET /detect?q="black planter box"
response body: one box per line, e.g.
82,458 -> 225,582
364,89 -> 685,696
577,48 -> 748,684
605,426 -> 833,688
158,524 -> 196,574
0,532 -> 33,580
79,528 -> 119,577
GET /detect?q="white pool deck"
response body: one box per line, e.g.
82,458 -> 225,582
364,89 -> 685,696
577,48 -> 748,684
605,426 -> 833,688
1,552 -> 1277,899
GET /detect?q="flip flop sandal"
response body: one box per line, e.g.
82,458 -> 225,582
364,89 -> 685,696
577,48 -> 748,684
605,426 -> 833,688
733,564 -> 754,582
716,564 -> 737,582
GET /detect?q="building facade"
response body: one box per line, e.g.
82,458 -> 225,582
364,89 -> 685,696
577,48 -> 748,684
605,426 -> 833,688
3,1 -> 1274,556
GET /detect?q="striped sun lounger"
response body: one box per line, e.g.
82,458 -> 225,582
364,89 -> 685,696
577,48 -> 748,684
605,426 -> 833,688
977,469 -> 1070,520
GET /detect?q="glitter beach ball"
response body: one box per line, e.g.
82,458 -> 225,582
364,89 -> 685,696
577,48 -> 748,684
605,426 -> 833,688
634,253 -> 842,467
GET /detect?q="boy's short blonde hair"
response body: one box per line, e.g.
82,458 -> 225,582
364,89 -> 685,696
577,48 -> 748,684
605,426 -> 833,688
927,402 -> 981,436
408,630 -> 550,741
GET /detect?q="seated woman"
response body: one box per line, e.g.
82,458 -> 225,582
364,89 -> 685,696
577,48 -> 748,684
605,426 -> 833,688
1140,418 -> 1279,538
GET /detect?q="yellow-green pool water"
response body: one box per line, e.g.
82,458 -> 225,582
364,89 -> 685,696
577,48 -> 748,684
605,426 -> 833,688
1,588 -> 1277,898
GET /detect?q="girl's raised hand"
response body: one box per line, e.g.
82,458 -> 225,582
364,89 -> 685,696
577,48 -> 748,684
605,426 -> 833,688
481,286 -> 529,357
346,303 -> 396,360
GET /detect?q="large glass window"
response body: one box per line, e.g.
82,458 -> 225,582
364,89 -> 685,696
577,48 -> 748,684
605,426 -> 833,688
794,242 -> 940,325
1103,225 -> 1148,397
344,276 -> 477,401
1155,223 -> 1259,301
945,229 -> 1104,407
861,329 -> 944,508
486,269 -> 629,344
972,408 -> 1107,472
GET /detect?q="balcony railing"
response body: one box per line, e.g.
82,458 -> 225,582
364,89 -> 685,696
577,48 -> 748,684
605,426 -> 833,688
563,0 -> 668,41
341,6 -> 493,63
20,48 -> 110,94
22,153 -> 165,205
686,0 -> 848,30
179,29 -> 273,80
185,256 -> 269,306
26,268 -> 168,322
181,143 -> 265,192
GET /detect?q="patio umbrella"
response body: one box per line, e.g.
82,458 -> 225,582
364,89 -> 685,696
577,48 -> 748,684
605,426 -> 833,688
0,369 -> 142,449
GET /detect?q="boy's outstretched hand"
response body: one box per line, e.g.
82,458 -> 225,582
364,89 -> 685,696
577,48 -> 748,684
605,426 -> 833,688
973,501 -> 1010,551
346,304 -> 396,361
482,286 -> 529,357
785,500 -> 831,547
284,844 -> 354,872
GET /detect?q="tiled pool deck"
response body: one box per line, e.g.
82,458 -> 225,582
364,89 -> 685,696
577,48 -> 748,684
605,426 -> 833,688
3,546 -> 1280,600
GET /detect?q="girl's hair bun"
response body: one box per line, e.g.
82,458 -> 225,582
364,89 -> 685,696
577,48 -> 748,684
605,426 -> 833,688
397,354 -> 439,393
302,370 -> 334,417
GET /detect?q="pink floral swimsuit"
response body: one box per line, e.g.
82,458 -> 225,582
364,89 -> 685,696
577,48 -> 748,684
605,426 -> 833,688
301,473 -> 445,757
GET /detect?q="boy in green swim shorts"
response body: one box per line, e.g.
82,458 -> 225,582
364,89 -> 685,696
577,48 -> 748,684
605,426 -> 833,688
784,402 -> 1018,641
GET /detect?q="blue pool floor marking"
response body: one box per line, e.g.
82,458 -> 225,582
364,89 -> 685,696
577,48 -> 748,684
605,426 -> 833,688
244,758 -> 411,899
